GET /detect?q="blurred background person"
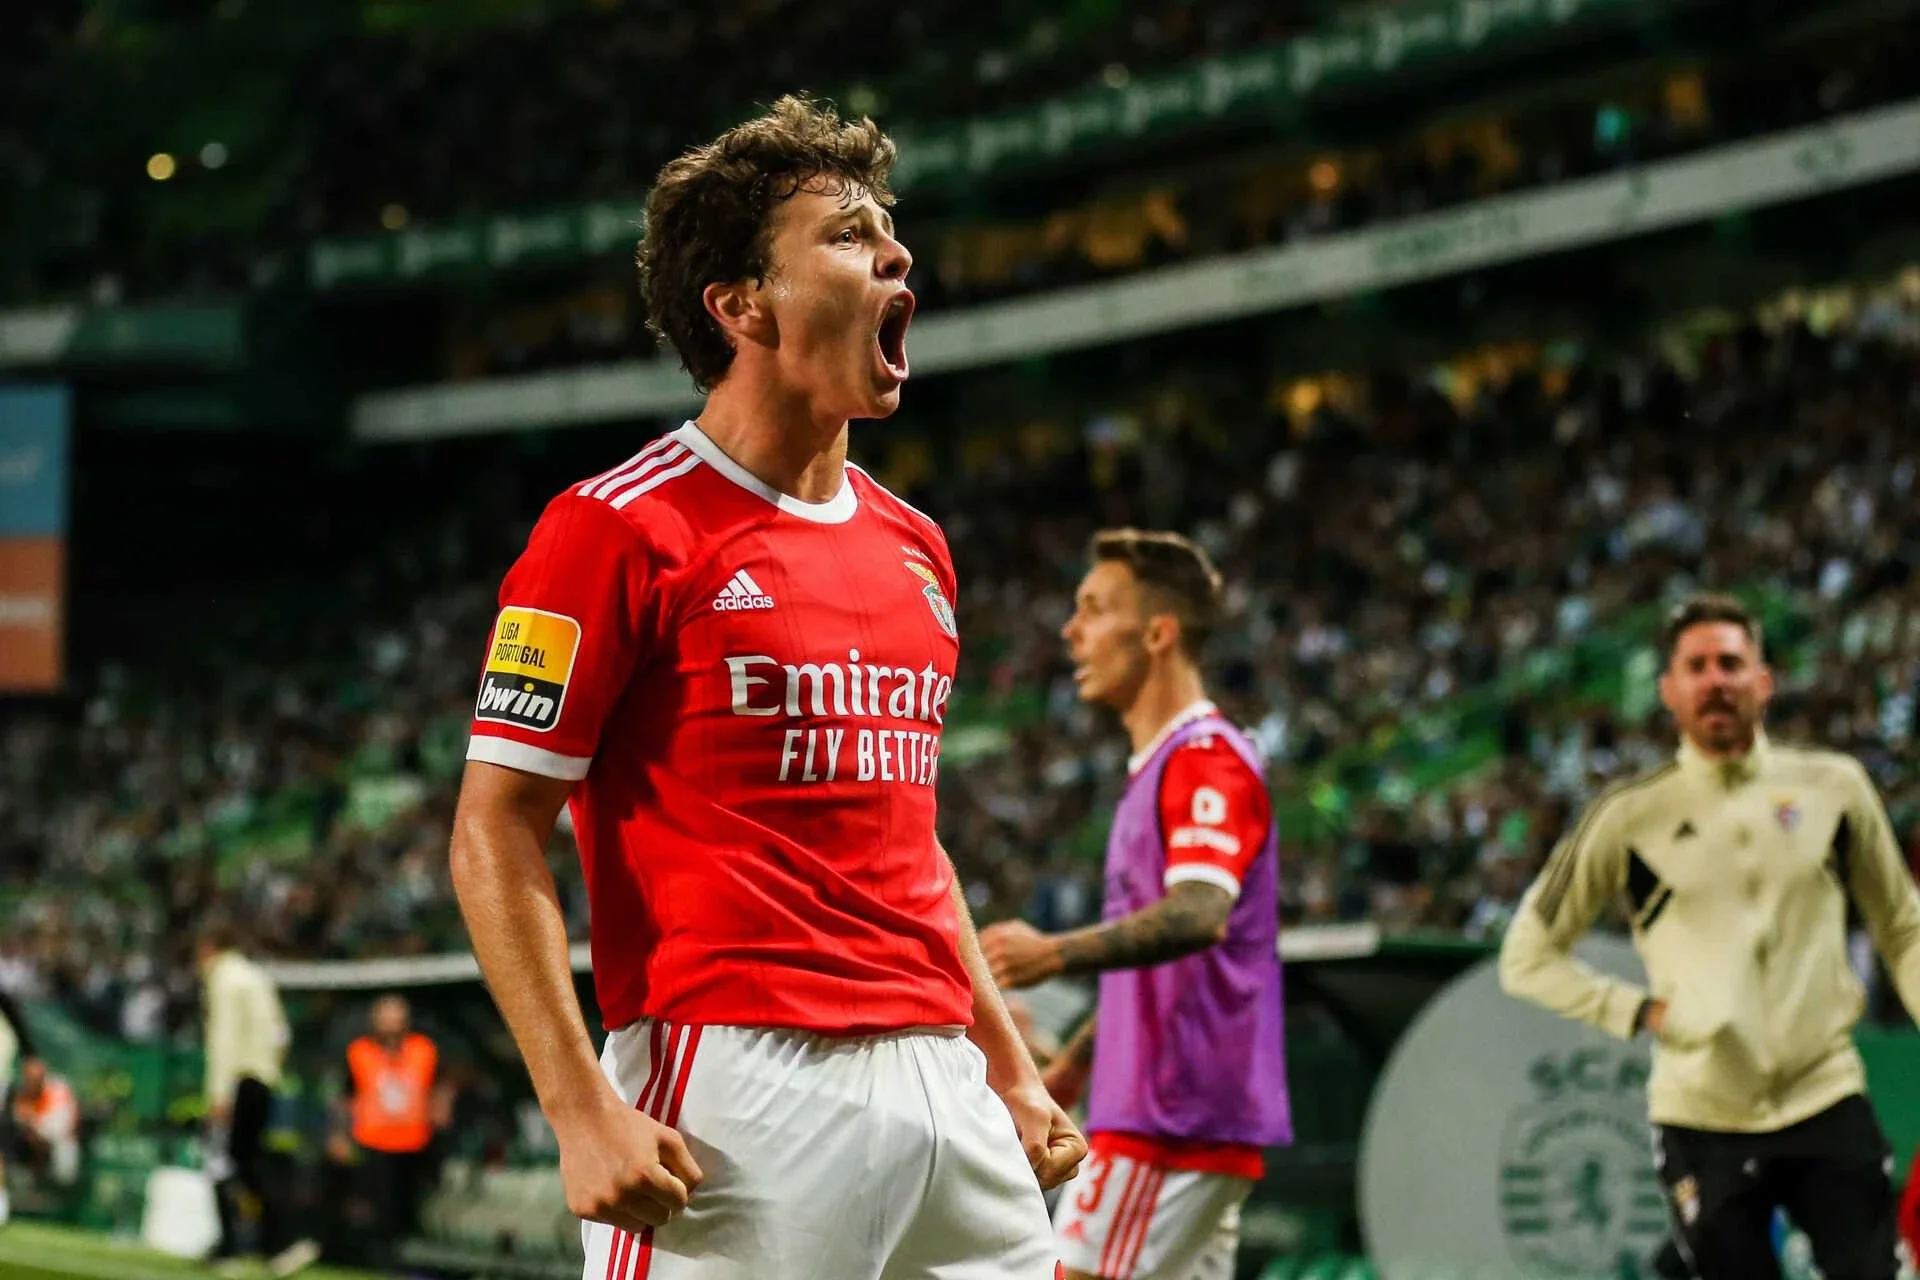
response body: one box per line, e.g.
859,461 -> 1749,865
332,994 -> 448,1270
6,1057 -> 80,1193
197,923 -> 317,1276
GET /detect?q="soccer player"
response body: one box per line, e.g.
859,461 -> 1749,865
1501,594 -> 1920,1280
980,530 -> 1291,1280
450,96 -> 1084,1280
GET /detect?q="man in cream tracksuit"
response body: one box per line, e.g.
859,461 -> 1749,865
198,924 -> 319,1276
1501,594 -> 1920,1280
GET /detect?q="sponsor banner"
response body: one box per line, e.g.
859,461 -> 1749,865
307,0 -> 1665,288
0,538 -> 64,691
0,308 -> 82,368
352,99 -> 1920,441
892,0 -> 1653,192
0,385 -> 69,536
308,200 -> 647,291
299,0 -> 1666,287
0,305 -> 241,370
0,387 -> 69,692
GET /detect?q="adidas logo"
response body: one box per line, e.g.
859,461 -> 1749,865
713,569 -> 775,612
1675,820 -> 1698,840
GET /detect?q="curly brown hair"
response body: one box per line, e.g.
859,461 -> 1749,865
635,95 -> 898,393
1090,528 -> 1225,661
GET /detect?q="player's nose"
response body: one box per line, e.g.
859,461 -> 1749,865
876,232 -> 911,281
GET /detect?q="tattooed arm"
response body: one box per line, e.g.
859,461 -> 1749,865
980,882 -> 1235,989
1056,881 -> 1234,974
1041,1012 -> 1098,1108
1055,1014 -> 1098,1073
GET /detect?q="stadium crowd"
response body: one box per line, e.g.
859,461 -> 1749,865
14,0 -> 1914,315
4,275 -> 1919,1042
1,0 -> 1360,304
444,13 -> 1919,378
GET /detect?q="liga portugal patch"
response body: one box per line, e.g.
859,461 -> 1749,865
475,606 -> 580,732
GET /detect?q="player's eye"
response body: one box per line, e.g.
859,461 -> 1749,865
836,227 -> 859,244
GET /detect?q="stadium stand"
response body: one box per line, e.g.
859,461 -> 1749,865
4,276 -> 1918,1043
434,10 -> 1920,377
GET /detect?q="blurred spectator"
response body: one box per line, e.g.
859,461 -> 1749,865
7,1057 -> 81,1189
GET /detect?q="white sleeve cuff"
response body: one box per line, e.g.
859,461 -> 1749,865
1165,862 -> 1243,901
466,734 -> 592,781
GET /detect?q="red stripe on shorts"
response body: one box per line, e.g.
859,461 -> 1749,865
1113,1167 -> 1166,1279
605,1021 -> 674,1280
1099,1164 -> 1146,1278
631,1023 -> 702,1280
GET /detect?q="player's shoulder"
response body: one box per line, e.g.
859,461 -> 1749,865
543,430 -> 718,542
1164,726 -> 1264,787
846,463 -> 948,547
1580,759 -> 1685,833
1768,739 -> 1870,789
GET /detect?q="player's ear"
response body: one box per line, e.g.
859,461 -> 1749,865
1657,668 -> 1679,718
1143,613 -> 1180,659
703,278 -> 773,348
1756,661 -> 1775,705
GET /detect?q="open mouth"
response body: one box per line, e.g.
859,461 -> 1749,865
875,291 -> 914,382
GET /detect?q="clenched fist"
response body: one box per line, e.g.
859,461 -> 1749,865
998,1079 -> 1088,1191
556,1101 -> 705,1234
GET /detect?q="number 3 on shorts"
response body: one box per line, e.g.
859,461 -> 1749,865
1073,1149 -> 1115,1214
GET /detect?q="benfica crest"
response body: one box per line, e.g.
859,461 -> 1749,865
1774,799 -> 1802,833
904,561 -> 958,639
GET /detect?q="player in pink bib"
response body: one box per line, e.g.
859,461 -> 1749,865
984,529 -> 1291,1280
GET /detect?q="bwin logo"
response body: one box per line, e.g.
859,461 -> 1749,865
477,680 -> 557,726
714,569 -> 775,612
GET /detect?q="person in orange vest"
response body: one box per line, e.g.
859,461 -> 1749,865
7,1057 -> 79,1189
337,995 -> 448,1265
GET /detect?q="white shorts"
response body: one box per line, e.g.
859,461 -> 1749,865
583,1018 -> 1058,1280
1052,1141 -> 1252,1280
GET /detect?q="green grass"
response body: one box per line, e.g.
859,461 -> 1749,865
0,1222 -> 382,1280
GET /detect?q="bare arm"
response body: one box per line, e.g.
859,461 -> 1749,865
450,761 -> 612,1123
951,877 -> 1044,1095
982,881 -> 1235,990
1039,1011 -> 1098,1109
946,865 -> 1087,1190
450,760 -> 699,1230
1055,881 -> 1234,975
1055,1013 -> 1097,1073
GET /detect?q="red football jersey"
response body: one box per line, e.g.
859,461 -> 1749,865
1154,731 -> 1272,901
465,423 -> 973,1035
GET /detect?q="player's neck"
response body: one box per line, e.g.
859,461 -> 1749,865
1120,663 -> 1209,756
696,378 -> 849,504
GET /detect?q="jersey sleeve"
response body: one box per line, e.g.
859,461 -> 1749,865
1841,757 -> 1920,1025
465,496 -> 657,781
1498,787 -> 1647,1041
1156,737 -> 1271,901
